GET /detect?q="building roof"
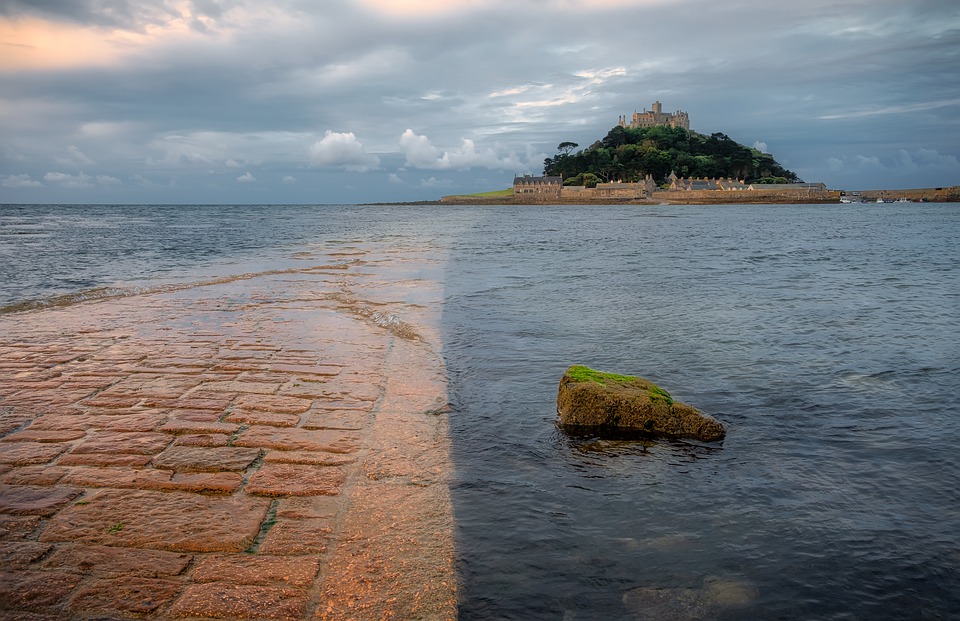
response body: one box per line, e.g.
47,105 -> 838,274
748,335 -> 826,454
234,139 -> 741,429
514,175 -> 562,185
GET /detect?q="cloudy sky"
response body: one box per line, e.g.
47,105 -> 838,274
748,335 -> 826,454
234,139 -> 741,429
1,0 -> 958,204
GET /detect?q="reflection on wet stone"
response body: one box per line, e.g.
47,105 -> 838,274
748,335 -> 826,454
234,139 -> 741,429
0,244 -> 457,619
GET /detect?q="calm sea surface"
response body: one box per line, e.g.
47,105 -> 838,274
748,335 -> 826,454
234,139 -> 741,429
2,203 -> 959,620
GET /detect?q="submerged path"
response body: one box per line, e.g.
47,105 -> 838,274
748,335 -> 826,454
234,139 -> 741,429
0,246 -> 457,620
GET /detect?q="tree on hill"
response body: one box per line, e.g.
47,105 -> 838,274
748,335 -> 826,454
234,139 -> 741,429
543,126 -> 800,185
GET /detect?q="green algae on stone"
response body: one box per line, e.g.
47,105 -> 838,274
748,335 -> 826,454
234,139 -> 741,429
565,365 -> 640,386
565,365 -> 674,405
557,365 -> 724,442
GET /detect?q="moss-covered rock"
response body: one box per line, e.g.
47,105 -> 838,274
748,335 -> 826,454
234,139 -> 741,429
556,365 -> 725,441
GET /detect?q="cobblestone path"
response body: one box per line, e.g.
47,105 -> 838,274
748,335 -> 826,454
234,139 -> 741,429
0,247 -> 457,620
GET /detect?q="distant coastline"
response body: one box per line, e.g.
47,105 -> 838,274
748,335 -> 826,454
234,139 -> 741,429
438,185 -> 960,205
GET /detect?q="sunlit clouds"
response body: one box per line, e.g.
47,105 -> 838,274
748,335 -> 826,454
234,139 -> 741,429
0,0 -> 958,202
309,131 -> 380,173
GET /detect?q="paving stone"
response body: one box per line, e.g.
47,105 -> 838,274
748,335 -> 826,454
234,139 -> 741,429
60,466 -> 172,489
69,576 -> 183,615
0,570 -> 83,612
274,496 -> 339,521
0,408 -> 39,436
23,414 -> 93,432
44,543 -> 191,577
0,541 -> 53,569
234,394 -> 313,414
262,450 -> 356,467
280,382 -> 338,399
57,453 -> 153,467
82,394 -> 142,408
191,554 -> 321,587
165,408 -> 223,422
234,427 -> 359,454
159,419 -> 240,435
270,363 -> 342,376
142,395 -> 236,410
107,375 -> 204,398
152,446 -> 261,472
70,431 -> 171,455
40,489 -> 270,552
0,442 -> 68,465
302,409 -> 368,430
200,381 -> 280,395
0,429 -> 86,443
246,463 -> 345,497
159,472 -> 240,494
0,484 -> 82,516
174,433 -> 231,447
237,372 -> 295,385
0,465 -> 68,486
87,411 -> 168,432
170,583 -> 307,619
219,348 -> 276,360
315,400 -> 374,411
0,608 -> 59,620
258,517 -> 333,555
0,514 -> 41,540
224,409 -> 302,427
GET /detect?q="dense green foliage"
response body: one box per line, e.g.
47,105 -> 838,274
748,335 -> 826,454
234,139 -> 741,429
543,125 -> 800,186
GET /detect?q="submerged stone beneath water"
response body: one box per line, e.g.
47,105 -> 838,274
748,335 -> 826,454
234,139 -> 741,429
556,365 -> 725,442
622,576 -> 758,621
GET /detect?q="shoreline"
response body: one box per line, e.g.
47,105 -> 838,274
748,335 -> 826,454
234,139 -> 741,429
438,184 -> 960,205
0,245 -> 458,619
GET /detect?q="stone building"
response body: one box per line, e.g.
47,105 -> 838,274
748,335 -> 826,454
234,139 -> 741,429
513,175 -> 562,197
618,101 -> 690,130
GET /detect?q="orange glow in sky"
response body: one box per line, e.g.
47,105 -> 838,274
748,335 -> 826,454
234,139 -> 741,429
0,18 -> 123,71
357,0 -> 658,18
0,13 -> 205,72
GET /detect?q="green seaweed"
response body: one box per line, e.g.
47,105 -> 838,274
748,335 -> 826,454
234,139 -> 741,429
648,385 -> 674,406
566,365 -> 637,385
567,365 -> 674,404
106,522 -> 124,534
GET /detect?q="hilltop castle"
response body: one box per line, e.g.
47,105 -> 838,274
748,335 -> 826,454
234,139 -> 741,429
618,101 -> 689,130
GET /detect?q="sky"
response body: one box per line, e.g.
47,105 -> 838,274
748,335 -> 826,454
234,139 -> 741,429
1,0 -> 958,204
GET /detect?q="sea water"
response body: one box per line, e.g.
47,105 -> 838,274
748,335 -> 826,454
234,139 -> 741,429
2,202 -> 958,619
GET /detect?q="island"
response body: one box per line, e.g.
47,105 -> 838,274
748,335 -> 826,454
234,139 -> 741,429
441,101 -> 960,205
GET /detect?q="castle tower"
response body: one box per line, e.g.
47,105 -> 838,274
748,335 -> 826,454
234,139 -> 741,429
652,100 -> 662,115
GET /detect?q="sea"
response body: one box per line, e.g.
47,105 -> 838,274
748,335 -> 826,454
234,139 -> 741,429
2,202 -> 958,620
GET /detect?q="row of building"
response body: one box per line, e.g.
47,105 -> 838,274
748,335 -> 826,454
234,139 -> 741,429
513,174 -> 827,199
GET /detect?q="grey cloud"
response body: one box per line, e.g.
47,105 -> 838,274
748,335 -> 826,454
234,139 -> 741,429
0,0 -> 179,29
1,0 -> 958,203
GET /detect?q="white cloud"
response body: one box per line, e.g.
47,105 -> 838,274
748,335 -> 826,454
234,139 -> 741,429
42,171 -> 122,188
54,145 -> 95,167
309,131 -> 380,172
237,171 -> 256,183
44,171 -> 94,188
753,141 -> 769,153
399,129 -> 524,171
282,175 -> 297,183
387,173 -> 405,184
1,174 -> 43,188
817,97 -> 960,120
419,176 -> 453,188
146,131 -> 300,168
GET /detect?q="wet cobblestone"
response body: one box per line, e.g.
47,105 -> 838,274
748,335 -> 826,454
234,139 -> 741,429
0,249 -> 456,620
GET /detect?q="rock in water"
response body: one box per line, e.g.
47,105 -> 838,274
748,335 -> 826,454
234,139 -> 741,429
556,365 -> 725,441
